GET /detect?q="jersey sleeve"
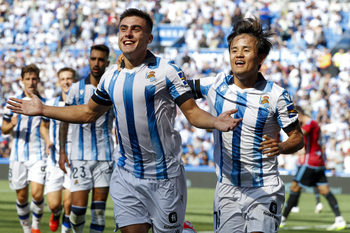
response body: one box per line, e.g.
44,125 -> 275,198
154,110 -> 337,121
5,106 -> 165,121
165,61 -> 193,106
91,66 -> 114,106
276,89 -> 299,133
65,83 -> 78,106
190,76 -> 216,99
2,102 -> 13,122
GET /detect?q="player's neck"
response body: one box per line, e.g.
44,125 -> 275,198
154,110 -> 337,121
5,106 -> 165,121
123,51 -> 147,69
89,74 -> 100,87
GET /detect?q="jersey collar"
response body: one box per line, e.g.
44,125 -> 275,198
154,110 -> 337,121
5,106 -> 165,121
253,72 -> 268,91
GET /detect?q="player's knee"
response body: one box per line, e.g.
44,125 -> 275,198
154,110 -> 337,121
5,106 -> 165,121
48,202 -> 61,213
63,198 -> 72,212
70,206 -> 87,226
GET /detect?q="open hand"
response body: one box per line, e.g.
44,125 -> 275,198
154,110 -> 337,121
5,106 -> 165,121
7,90 -> 43,116
214,109 -> 242,132
259,135 -> 281,157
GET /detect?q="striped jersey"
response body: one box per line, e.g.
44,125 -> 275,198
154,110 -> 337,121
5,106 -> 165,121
92,50 -> 192,179
3,93 -> 48,162
66,76 -> 115,161
191,73 -> 299,187
300,119 -> 325,167
44,95 -> 72,166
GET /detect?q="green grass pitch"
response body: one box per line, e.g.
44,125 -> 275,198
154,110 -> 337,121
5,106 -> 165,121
0,180 -> 349,232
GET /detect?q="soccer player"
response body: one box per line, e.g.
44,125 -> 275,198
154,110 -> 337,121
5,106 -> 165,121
188,17 -> 305,233
40,68 -> 77,233
6,9 -> 241,233
1,64 -> 48,233
58,44 -> 115,233
280,106 -> 346,231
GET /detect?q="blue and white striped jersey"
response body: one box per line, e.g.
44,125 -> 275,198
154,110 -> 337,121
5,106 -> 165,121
192,73 -> 299,187
45,95 -> 72,166
92,51 -> 193,179
66,76 -> 115,161
3,93 -> 48,162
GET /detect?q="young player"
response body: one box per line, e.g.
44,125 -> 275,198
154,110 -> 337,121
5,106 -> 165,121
2,64 -> 48,233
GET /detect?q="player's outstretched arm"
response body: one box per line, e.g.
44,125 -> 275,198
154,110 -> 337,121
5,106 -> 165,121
179,98 -> 242,132
259,124 -> 304,157
7,90 -> 111,124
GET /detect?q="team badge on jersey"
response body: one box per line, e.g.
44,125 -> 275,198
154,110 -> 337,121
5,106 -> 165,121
259,95 -> 270,108
177,71 -> 188,85
145,71 -> 157,82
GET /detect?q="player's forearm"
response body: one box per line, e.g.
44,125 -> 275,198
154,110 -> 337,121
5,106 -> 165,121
184,108 -> 215,129
1,122 -> 14,135
40,123 -> 51,145
279,131 -> 304,155
59,122 -> 69,153
42,104 -> 97,124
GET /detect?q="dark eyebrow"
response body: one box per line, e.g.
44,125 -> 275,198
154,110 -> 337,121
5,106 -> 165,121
120,24 -> 143,29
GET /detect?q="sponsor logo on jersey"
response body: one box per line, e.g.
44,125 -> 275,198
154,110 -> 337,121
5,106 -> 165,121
163,224 -> 180,230
168,212 -> 178,223
260,95 -> 270,108
146,71 -> 157,82
178,71 -> 188,85
80,90 -> 84,95
219,84 -> 227,92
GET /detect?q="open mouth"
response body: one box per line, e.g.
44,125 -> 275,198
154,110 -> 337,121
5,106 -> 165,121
235,60 -> 245,66
124,41 -> 134,46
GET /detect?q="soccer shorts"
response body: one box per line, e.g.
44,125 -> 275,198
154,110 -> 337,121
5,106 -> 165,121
110,165 -> 187,233
70,160 -> 114,193
213,177 -> 285,233
44,165 -> 71,194
9,160 -> 47,190
293,165 -> 328,188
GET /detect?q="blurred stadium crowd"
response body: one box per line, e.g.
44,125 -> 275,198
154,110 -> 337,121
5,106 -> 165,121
1,0 -> 350,175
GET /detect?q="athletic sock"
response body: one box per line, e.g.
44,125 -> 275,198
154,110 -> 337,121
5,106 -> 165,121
62,214 -> 71,233
16,201 -> 31,233
52,205 -> 63,221
70,205 -> 87,233
31,198 -> 45,229
313,186 -> 320,204
90,201 -> 106,233
283,191 -> 300,218
325,192 -> 341,217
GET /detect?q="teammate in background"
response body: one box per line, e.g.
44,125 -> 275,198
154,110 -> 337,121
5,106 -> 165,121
1,64 -> 48,233
6,8 -> 241,233
188,17 -> 304,233
40,68 -> 77,232
57,44 -> 114,233
280,106 -> 346,231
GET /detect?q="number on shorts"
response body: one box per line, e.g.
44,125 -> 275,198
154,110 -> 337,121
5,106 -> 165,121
72,166 -> 86,179
214,210 -> 220,230
8,168 -> 12,178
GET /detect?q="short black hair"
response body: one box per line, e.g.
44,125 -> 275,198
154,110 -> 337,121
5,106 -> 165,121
119,8 -> 153,34
90,44 -> 110,58
227,16 -> 274,56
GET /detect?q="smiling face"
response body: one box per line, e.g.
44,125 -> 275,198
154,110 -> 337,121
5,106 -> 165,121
22,72 -> 40,96
89,49 -> 109,79
118,16 -> 153,62
58,71 -> 75,94
229,34 -> 266,88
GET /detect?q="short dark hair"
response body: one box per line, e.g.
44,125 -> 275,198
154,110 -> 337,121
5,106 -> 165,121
91,44 -> 110,58
58,67 -> 77,81
21,64 -> 40,79
119,8 -> 153,33
227,16 -> 274,56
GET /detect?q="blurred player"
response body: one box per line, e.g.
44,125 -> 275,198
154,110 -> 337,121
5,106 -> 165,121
40,68 -> 77,232
188,17 -> 304,233
57,44 -> 114,233
280,106 -> 346,230
6,9 -> 240,233
2,64 -> 48,233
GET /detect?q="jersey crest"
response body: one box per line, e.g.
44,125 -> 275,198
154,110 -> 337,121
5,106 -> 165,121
259,95 -> 270,108
145,71 -> 157,82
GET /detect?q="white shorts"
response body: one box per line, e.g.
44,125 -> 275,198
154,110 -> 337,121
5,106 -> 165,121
110,165 -> 187,233
9,160 -> 47,190
70,160 -> 114,193
213,177 -> 285,233
44,165 -> 71,195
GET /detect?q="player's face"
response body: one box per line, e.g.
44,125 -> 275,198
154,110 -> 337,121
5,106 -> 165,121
229,34 -> 266,85
118,16 -> 153,59
59,71 -> 75,94
89,50 -> 109,79
22,72 -> 39,96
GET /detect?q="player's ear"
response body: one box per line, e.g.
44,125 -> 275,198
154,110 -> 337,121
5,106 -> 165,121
148,34 -> 153,44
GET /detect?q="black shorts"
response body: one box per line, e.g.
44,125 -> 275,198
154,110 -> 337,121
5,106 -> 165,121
293,165 -> 328,188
